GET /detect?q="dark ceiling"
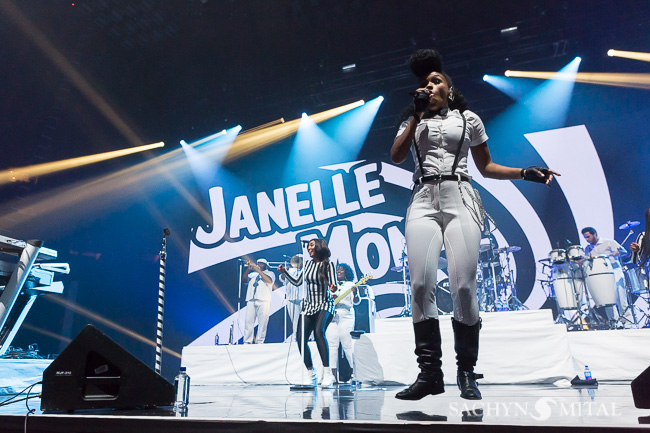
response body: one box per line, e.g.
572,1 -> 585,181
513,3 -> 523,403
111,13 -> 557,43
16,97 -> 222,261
1,0 -> 649,178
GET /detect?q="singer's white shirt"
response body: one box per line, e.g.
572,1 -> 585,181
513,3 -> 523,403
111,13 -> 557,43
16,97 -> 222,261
396,109 -> 488,181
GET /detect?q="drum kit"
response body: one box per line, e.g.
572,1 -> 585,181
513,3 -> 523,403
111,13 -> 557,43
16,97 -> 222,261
540,221 -> 650,330
390,235 -> 527,316
475,234 -> 527,312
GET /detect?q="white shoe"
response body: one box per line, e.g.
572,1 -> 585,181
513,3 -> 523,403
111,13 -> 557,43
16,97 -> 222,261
321,368 -> 334,388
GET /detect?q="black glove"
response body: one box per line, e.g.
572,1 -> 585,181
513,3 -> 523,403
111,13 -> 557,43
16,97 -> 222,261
521,166 -> 551,184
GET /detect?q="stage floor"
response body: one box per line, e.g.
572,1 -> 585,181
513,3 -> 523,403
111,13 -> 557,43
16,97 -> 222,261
1,382 -> 649,431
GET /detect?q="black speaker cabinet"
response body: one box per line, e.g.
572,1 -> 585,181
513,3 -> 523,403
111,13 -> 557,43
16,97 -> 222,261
632,365 -> 650,409
354,297 -> 375,333
41,324 -> 174,412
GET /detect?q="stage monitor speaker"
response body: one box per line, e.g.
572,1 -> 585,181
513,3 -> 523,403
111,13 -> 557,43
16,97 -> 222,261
632,365 -> 650,409
354,297 -> 375,333
41,324 -> 174,412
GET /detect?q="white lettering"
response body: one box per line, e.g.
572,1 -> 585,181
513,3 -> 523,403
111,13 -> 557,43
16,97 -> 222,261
285,184 -> 314,227
196,187 -> 227,244
355,163 -> 385,208
356,232 -> 391,279
310,180 -> 337,221
386,225 -> 406,268
332,173 -> 360,214
327,225 -> 356,277
257,189 -> 289,233
229,195 -> 260,238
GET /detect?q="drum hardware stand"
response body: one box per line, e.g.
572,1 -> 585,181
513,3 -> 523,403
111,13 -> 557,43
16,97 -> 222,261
488,262 -> 501,311
397,248 -> 412,317
620,228 -> 635,246
580,287 -> 611,330
617,283 -> 649,329
503,252 -> 527,310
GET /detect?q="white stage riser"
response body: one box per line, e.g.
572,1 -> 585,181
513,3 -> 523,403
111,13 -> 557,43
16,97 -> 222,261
182,310 -> 650,386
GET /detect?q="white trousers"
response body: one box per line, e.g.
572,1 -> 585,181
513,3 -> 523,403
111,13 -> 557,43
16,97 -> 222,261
325,306 -> 355,368
406,180 -> 482,325
244,299 -> 270,343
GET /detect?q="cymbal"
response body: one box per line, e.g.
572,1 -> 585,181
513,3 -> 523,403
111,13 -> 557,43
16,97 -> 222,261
494,246 -> 521,254
538,257 -> 551,263
619,221 -> 640,230
391,265 -> 408,272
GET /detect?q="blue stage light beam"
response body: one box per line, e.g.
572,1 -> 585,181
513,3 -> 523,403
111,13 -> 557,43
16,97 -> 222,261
281,97 -> 383,184
483,75 -> 539,101
281,113 -> 339,184
484,57 -> 582,158
180,125 -> 242,193
520,56 -> 581,128
319,96 -> 384,160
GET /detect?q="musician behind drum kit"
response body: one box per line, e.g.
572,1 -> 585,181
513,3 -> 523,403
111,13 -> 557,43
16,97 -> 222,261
581,226 -> 629,323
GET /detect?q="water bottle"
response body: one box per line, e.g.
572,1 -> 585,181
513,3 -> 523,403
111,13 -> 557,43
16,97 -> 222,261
229,323 -> 234,344
174,366 -> 190,410
214,333 -> 219,345
583,365 -> 592,380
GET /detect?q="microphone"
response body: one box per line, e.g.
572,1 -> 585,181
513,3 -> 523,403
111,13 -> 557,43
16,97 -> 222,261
409,91 -> 429,101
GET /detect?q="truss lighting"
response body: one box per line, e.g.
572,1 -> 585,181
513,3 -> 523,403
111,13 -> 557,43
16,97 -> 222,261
1,142 -> 164,186
607,49 -> 650,63
504,70 -> 650,90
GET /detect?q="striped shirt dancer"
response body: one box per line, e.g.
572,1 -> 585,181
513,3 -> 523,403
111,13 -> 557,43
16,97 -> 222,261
279,238 -> 336,388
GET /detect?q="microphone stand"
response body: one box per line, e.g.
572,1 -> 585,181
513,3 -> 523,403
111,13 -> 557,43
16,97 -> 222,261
235,259 -> 245,345
154,228 -> 170,375
290,239 -> 315,391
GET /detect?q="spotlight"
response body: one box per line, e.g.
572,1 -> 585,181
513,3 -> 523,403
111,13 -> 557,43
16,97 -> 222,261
483,75 -> 489,81
606,49 -> 650,63
505,70 -> 512,77
342,63 -> 356,72
180,140 -> 187,146
500,26 -> 519,39
378,96 -> 384,102
575,56 -> 582,62
302,112 -> 308,118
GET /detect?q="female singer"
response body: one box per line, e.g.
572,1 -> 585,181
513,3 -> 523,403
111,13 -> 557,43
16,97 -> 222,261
391,49 -> 559,401
279,238 -> 336,387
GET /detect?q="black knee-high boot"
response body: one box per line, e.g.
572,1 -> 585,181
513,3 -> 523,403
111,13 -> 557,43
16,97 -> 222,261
451,317 -> 482,400
395,319 -> 444,400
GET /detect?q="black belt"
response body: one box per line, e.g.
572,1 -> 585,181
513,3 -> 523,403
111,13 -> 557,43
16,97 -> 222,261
414,174 -> 471,185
